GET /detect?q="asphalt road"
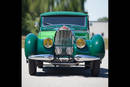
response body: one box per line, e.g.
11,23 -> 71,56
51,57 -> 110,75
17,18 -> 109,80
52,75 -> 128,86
22,48 -> 108,87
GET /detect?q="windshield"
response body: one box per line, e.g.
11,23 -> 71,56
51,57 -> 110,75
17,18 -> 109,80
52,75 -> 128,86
43,15 -> 86,26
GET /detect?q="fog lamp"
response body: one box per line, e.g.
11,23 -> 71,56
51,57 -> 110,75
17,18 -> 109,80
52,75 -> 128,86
66,47 -> 73,55
55,47 -> 62,55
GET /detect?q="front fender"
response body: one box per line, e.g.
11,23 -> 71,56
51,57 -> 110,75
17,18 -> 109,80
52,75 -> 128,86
87,34 -> 105,59
24,33 -> 37,59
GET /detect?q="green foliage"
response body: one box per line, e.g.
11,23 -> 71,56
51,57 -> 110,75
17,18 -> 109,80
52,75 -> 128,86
22,13 -> 39,35
97,17 -> 108,22
22,0 -> 87,35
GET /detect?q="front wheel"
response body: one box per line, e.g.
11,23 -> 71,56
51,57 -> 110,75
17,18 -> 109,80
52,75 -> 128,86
28,59 -> 36,75
37,61 -> 43,68
85,61 -> 91,69
91,60 -> 101,76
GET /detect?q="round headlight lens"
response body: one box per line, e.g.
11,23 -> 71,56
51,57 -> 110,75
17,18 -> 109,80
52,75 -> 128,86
43,38 -> 53,48
76,38 -> 86,48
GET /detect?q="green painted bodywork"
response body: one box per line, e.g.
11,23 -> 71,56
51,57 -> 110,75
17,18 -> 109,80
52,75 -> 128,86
40,11 -> 88,16
24,11 -> 105,60
40,25 -> 87,31
89,34 -> 105,58
37,31 -> 56,40
36,39 -> 54,54
36,31 -> 55,54
25,33 -> 37,59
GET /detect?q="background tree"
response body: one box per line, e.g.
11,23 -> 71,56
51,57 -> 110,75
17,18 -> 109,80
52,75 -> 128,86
97,17 -> 108,22
22,0 -> 87,35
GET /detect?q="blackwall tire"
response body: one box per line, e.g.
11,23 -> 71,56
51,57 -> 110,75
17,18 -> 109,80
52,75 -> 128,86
91,60 -> 100,76
29,59 -> 36,75
85,61 -> 91,69
37,61 -> 43,68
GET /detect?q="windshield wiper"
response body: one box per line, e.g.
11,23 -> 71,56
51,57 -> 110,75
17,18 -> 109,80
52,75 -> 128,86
64,24 -> 82,27
44,22 -> 53,25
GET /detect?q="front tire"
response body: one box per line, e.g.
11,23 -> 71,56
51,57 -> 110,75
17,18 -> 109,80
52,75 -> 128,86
91,60 -> 101,76
85,61 -> 91,69
29,59 -> 36,75
37,61 -> 43,68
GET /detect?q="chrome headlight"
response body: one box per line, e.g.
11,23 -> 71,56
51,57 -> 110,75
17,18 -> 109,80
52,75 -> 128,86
43,38 -> 53,48
66,47 -> 73,55
76,38 -> 86,48
55,47 -> 62,55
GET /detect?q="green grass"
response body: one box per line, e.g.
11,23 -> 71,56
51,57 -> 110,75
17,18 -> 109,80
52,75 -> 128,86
22,36 -> 108,49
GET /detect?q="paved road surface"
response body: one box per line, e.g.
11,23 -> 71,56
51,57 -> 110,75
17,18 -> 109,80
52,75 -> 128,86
22,48 -> 108,87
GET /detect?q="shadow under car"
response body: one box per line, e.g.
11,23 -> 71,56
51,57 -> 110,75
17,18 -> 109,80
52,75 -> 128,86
33,67 -> 108,78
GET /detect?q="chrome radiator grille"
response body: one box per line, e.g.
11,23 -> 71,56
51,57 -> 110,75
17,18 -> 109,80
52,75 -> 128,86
55,30 -> 72,46
55,30 -> 73,55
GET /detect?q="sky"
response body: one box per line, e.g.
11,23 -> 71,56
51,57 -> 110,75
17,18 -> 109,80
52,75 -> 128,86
84,0 -> 108,21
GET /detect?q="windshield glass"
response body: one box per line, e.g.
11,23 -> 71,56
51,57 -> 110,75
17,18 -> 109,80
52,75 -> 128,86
43,16 -> 86,26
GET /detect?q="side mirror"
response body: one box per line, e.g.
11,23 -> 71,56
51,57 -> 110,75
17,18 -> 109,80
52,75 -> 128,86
101,32 -> 104,37
34,22 -> 39,28
92,32 -> 94,36
89,22 -> 93,26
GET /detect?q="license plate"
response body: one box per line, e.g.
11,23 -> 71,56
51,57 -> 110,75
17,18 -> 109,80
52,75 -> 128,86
59,58 -> 69,62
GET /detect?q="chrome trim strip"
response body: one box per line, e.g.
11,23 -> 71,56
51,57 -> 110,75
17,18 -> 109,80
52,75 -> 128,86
28,54 -> 100,61
74,55 -> 100,61
51,63 -> 79,65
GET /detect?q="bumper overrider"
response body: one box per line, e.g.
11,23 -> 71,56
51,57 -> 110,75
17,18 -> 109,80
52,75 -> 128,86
28,54 -> 100,62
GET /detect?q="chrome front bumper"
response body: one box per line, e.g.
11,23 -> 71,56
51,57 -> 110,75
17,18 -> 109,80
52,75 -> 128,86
74,55 -> 100,61
28,54 -> 54,61
28,54 -> 100,62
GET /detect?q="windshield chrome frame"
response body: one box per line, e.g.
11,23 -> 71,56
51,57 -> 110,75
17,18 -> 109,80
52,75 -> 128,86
42,16 -> 87,27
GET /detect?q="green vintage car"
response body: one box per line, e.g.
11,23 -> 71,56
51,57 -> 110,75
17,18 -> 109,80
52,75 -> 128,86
24,11 -> 105,76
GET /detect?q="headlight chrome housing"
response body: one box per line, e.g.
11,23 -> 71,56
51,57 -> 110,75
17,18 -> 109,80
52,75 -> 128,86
66,47 -> 73,55
76,38 -> 86,48
55,47 -> 62,55
43,38 -> 53,48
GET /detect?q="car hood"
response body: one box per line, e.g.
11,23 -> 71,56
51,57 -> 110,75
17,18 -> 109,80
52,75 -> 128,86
72,30 -> 89,40
37,31 -> 56,41
38,25 -> 89,40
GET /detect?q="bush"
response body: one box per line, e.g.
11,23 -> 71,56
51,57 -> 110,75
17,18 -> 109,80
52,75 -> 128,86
22,13 -> 39,35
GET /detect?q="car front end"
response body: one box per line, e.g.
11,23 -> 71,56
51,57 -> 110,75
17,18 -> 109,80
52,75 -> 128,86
24,11 -> 105,76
